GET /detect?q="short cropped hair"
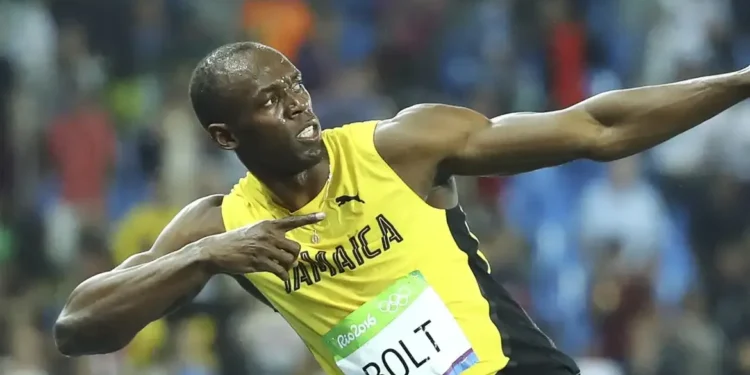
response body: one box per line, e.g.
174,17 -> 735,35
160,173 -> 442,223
189,42 -> 267,128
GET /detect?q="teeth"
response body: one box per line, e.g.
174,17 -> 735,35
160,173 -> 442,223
298,126 -> 314,138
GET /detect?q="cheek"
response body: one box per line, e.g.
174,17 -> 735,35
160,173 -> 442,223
302,90 -> 313,107
247,125 -> 295,150
256,105 -> 285,123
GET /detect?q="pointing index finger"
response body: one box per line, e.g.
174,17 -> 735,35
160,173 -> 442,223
272,212 -> 326,231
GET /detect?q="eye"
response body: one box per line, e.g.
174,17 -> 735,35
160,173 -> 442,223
291,81 -> 304,92
263,96 -> 278,107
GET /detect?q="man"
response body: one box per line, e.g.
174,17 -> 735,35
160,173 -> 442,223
53,42 -> 750,375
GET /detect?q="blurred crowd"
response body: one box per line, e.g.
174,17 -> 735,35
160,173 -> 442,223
1,0 -> 750,374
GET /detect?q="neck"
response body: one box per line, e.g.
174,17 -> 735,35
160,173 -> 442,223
252,160 -> 330,212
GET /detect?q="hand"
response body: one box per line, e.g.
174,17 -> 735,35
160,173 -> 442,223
204,213 -> 325,280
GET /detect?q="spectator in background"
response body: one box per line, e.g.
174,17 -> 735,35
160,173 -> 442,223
580,156 -> 665,276
589,249 -> 658,367
43,89 -> 114,273
543,0 -> 586,109
0,57 -> 12,206
132,0 -> 168,73
731,0 -> 750,67
581,156 -> 670,367
159,68 -> 203,207
0,0 -> 57,96
313,64 -> 396,128
183,0 -> 242,44
651,62 -> 717,210
111,178 -> 179,265
242,0 -> 312,63
57,22 -> 106,101
236,304 -> 311,375
658,289 -> 723,375
707,100 -> 750,183
641,0 -> 728,85
712,238 -> 750,372
3,277 -> 51,375
690,175 -> 750,295
171,316 -> 219,375
74,229 -> 113,282
0,201 -> 12,362
46,91 -> 115,223
6,309 -> 47,375
0,202 -> 11,286
376,0 -> 448,105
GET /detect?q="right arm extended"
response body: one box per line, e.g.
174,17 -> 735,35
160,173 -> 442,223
53,195 -> 226,356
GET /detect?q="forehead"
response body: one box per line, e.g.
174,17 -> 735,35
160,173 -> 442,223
239,48 -> 298,90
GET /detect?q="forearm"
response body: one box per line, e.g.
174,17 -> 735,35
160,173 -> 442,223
54,241 -> 212,356
581,71 -> 748,160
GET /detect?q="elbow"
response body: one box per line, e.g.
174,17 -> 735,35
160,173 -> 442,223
53,317 -> 84,357
53,315 -> 126,357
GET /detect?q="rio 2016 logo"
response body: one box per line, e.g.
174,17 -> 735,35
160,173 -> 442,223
336,314 -> 377,349
334,287 -> 413,350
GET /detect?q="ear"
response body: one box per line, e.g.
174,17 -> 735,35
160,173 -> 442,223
207,123 -> 238,150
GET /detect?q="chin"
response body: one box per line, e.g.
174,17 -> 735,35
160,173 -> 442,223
298,137 -> 324,155
303,143 -> 325,164
281,138 -> 325,173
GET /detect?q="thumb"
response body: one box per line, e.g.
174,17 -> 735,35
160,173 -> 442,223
272,212 -> 326,231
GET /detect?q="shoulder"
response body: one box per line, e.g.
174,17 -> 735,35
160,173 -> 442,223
322,120 -> 380,142
388,103 -> 486,123
319,121 -> 382,162
374,104 -> 487,163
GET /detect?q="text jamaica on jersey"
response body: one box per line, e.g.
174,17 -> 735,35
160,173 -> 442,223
284,214 -> 403,293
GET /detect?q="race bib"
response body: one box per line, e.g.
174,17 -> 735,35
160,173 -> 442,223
322,271 -> 478,375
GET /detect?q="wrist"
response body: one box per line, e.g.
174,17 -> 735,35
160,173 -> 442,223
726,68 -> 750,94
182,237 -> 219,277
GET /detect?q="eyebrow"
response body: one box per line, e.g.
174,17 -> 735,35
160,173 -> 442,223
256,72 -> 303,94
257,80 -> 284,95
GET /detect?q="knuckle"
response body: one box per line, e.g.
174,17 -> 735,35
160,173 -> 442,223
255,220 -> 274,230
280,253 -> 294,265
252,246 -> 270,258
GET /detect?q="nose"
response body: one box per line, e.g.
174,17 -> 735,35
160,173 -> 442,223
286,94 -> 309,118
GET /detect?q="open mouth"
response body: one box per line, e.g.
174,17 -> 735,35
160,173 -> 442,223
296,122 -> 321,142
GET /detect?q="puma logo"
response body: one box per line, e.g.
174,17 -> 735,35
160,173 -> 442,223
335,194 -> 365,206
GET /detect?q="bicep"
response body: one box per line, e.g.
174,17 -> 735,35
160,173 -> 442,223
375,104 -> 492,195
378,104 -> 603,191
114,251 -> 158,270
445,109 -> 601,175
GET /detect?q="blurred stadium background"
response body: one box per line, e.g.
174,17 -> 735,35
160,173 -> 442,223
1,0 -> 749,374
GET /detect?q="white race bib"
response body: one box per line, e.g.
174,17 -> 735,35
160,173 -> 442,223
322,271 -> 478,375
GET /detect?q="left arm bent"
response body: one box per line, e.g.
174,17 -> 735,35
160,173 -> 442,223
374,69 -> 750,194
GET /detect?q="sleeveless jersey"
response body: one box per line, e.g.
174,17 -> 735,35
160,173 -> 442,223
222,121 -> 579,375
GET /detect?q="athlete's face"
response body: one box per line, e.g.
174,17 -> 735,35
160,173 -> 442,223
208,47 -> 323,176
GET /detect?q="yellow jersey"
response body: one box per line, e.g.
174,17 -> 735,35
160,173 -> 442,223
222,121 -> 579,375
